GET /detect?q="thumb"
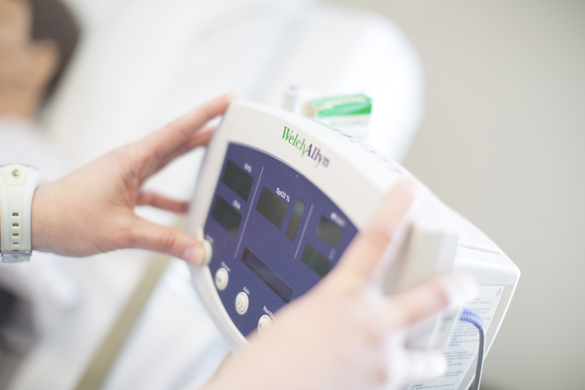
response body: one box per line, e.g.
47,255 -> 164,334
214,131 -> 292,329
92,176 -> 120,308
128,216 -> 206,265
332,180 -> 417,285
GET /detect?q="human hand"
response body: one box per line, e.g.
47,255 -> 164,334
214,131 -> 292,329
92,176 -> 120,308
29,93 -> 232,264
205,181 -> 477,390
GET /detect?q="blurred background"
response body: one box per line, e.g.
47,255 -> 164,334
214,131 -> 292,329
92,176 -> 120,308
327,1 -> 585,389
0,0 -> 583,389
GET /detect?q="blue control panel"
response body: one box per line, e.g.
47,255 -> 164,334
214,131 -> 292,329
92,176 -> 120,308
204,143 -> 358,337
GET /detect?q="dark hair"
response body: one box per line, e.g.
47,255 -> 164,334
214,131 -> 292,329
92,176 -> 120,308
29,0 -> 80,98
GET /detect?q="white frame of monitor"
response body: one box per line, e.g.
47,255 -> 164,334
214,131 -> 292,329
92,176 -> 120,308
186,101 -> 520,388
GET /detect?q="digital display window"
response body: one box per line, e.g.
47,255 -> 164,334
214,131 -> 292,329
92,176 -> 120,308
285,199 -> 306,242
241,247 -> 295,303
256,186 -> 289,229
222,160 -> 254,201
316,216 -> 343,248
211,195 -> 242,237
301,243 -> 332,278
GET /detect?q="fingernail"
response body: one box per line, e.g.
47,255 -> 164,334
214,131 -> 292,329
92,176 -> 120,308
382,179 -> 420,231
440,273 -> 478,309
410,351 -> 447,383
424,351 -> 448,377
394,179 -> 418,196
225,91 -> 236,102
183,246 -> 205,266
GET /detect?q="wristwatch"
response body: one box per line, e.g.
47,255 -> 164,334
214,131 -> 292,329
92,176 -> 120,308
0,164 -> 46,263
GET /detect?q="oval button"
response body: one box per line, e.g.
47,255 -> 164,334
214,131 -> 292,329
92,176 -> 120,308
258,315 -> 272,335
215,268 -> 229,291
235,292 -> 249,315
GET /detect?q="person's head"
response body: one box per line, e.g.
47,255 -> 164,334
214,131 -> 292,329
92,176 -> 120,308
0,0 -> 79,118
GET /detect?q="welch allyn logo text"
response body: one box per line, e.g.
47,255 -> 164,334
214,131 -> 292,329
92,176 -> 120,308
282,126 -> 330,168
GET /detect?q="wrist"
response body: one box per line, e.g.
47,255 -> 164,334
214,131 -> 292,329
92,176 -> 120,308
31,182 -> 55,253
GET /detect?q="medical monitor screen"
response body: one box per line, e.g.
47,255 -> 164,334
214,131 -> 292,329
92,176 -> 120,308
204,143 -> 358,338
241,246 -> 295,303
256,186 -> 289,229
211,195 -> 242,237
316,216 -> 343,248
301,243 -> 332,278
222,160 -> 254,201
285,199 -> 306,242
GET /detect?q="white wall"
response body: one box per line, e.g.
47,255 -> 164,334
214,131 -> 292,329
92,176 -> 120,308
325,0 -> 585,388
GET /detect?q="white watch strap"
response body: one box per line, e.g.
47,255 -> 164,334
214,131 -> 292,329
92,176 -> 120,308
0,164 -> 45,263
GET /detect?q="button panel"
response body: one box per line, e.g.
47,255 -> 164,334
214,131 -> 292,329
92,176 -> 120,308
205,143 -> 357,338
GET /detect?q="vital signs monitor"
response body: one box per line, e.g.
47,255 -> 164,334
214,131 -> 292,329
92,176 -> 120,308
186,101 -> 520,390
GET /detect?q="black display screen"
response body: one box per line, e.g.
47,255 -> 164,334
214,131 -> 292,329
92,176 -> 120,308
211,195 -> 242,237
256,186 -> 289,229
315,216 -> 343,248
301,243 -> 332,278
285,199 -> 306,242
222,160 -> 254,201
241,247 -> 295,303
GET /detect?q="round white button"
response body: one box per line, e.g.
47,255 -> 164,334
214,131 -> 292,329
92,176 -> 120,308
235,292 -> 249,315
214,268 -> 229,291
257,315 -> 272,335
